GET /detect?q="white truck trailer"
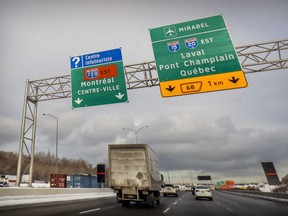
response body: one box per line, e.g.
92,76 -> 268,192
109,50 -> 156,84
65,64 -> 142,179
108,144 -> 162,207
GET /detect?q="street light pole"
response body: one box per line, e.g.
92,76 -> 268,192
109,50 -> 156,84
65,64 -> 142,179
43,114 -> 58,174
122,126 -> 149,144
159,152 -> 173,184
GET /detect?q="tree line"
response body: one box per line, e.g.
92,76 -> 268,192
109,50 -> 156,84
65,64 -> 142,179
0,151 -> 97,182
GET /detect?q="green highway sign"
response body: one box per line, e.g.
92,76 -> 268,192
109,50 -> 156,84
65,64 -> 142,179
70,48 -> 128,108
149,15 -> 248,97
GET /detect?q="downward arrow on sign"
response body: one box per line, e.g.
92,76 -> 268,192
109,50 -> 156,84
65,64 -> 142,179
75,98 -> 83,104
229,76 -> 240,84
166,85 -> 175,92
115,92 -> 125,99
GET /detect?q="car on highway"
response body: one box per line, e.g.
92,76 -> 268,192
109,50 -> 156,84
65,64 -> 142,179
184,184 -> 192,191
194,185 -> 213,200
162,184 -> 178,197
0,181 -> 9,187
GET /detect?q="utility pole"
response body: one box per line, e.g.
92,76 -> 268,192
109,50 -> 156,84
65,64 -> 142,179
43,114 -> 59,174
122,126 -> 149,144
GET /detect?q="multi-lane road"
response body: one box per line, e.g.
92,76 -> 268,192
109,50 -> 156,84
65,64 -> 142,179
1,191 -> 287,216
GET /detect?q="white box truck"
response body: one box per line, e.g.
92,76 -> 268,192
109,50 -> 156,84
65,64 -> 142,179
108,144 -> 162,207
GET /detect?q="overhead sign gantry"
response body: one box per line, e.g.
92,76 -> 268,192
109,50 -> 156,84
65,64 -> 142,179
149,15 -> 248,97
16,37 -> 288,186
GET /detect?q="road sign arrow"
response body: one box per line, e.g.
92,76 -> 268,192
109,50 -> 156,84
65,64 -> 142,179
115,92 -> 125,100
166,85 -> 175,92
75,98 -> 83,104
229,76 -> 240,84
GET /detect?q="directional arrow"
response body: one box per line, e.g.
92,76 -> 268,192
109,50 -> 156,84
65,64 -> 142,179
74,98 -> 83,104
115,92 -> 125,99
166,85 -> 175,92
229,76 -> 240,84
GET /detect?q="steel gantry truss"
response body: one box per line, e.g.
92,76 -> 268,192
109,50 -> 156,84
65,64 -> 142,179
16,39 -> 288,186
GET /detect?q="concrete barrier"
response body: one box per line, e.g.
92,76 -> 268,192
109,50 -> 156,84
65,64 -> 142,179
222,190 -> 288,204
0,188 -> 113,197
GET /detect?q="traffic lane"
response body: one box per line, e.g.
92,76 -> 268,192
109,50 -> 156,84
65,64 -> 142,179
0,196 -> 117,216
80,191 -> 219,216
163,191 -> 235,216
161,192 -> 196,216
162,190 -> 288,216
92,191 -> 231,216
79,192 -> 185,216
213,190 -> 288,216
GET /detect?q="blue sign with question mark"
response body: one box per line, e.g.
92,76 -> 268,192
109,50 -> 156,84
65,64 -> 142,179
70,56 -> 83,69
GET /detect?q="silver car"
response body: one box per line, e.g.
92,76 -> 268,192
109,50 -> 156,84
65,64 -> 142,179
162,184 -> 178,197
194,185 -> 213,200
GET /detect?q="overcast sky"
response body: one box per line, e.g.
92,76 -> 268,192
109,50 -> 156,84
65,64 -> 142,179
1,0 -> 287,184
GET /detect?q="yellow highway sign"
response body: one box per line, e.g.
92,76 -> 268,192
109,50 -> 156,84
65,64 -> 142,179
160,71 -> 247,97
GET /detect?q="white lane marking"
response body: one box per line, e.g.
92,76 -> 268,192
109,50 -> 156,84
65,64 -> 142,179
163,207 -> 170,213
164,194 -> 186,213
216,201 -> 234,213
79,208 -> 101,214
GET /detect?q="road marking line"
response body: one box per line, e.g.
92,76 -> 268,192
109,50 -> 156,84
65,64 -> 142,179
79,208 -> 101,214
163,193 -> 186,213
163,207 -> 170,213
216,201 -> 234,213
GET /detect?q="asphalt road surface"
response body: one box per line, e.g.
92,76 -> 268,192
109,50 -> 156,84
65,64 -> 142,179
1,191 -> 287,216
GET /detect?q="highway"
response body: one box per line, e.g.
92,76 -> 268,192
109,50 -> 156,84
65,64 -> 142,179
0,191 -> 287,216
